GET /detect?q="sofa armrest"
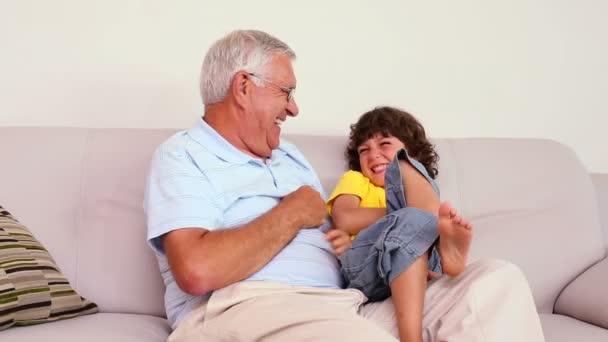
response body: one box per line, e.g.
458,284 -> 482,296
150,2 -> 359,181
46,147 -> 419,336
591,173 -> 608,245
555,257 -> 608,328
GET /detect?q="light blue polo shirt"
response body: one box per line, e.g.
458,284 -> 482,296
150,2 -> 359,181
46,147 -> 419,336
144,118 -> 344,329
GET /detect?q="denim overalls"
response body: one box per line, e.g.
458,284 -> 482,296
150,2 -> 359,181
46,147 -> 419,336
339,148 -> 442,301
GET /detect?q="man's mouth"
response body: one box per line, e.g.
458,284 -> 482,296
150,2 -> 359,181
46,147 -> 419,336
274,118 -> 284,126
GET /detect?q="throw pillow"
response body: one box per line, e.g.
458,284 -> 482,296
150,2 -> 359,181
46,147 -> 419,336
0,205 -> 98,330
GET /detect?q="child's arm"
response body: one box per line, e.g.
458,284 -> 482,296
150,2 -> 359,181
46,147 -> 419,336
331,194 -> 386,235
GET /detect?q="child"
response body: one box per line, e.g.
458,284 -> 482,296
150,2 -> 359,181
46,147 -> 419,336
325,106 -> 473,342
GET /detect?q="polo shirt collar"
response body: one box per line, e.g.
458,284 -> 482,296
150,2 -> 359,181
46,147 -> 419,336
187,117 -> 287,164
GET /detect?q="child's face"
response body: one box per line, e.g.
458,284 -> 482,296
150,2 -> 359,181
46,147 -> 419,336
357,134 -> 406,187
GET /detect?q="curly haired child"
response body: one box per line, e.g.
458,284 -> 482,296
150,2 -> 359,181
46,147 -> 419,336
325,106 -> 473,342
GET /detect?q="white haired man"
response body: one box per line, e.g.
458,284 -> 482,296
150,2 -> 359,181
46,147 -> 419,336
144,29 -> 545,341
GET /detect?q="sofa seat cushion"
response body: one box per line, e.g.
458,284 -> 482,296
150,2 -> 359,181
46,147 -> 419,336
554,257 -> 608,329
540,313 -> 608,342
0,313 -> 171,341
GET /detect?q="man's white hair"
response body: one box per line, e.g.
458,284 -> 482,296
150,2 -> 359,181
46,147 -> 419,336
200,30 -> 296,106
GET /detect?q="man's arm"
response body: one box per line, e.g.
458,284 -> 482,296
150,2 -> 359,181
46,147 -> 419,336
331,194 -> 386,235
163,185 -> 326,296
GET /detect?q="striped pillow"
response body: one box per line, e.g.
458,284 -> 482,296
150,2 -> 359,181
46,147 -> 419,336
0,206 -> 98,330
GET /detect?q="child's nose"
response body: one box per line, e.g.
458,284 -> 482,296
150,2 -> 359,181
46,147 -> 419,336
370,149 -> 381,159
372,148 -> 381,158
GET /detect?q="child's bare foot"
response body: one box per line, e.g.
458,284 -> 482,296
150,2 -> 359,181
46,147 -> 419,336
437,201 -> 473,277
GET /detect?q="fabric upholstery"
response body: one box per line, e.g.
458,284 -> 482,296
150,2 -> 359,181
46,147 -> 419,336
0,313 -> 170,341
0,127 -> 606,341
75,130 -> 169,316
0,128 -> 170,317
555,257 -> 608,329
591,173 -> 608,245
0,206 -> 97,330
0,128 -> 90,286
540,314 -> 608,342
435,139 -> 604,313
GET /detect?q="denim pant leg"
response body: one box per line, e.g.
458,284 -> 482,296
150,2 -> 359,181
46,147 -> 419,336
385,149 -> 442,274
340,149 -> 442,302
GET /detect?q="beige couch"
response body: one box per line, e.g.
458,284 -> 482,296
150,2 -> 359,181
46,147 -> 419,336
0,127 -> 606,341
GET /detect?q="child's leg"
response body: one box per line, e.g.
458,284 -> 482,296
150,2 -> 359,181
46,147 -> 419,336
381,154 -> 436,342
375,153 -> 471,341
397,158 -> 440,213
398,156 -> 472,277
391,252 -> 428,342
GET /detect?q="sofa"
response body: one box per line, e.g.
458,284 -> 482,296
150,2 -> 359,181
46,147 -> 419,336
0,126 -> 606,341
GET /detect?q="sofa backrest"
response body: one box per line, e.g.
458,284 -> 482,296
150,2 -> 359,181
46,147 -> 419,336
436,138 -> 606,312
0,127 -> 172,317
591,174 -> 608,246
1,127 -> 605,317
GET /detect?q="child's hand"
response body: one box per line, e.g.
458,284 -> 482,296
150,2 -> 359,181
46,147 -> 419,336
427,270 -> 442,281
325,229 -> 351,256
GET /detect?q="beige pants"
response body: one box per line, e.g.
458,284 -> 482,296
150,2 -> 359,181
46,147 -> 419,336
169,259 -> 545,342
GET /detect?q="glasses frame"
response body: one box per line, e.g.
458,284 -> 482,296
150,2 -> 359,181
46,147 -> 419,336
247,73 -> 295,102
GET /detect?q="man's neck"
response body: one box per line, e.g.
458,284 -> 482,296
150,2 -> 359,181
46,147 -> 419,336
203,104 -> 266,161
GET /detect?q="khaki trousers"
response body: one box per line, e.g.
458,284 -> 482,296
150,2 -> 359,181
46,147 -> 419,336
169,258 -> 545,341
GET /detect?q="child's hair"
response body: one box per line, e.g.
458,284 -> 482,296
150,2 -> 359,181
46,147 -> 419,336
346,106 -> 439,178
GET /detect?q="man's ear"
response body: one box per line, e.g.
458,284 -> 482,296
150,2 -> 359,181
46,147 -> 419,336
231,71 -> 251,108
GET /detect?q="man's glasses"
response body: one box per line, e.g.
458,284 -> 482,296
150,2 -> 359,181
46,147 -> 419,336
247,73 -> 296,102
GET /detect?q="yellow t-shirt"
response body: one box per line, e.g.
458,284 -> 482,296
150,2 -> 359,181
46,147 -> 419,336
327,170 -> 386,213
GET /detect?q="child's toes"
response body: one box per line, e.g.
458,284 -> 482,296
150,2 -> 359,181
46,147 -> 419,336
452,215 -> 463,225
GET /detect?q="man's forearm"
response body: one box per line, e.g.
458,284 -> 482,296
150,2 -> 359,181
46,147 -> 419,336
165,185 -> 327,296
164,202 -> 303,295
202,204 -> 303,288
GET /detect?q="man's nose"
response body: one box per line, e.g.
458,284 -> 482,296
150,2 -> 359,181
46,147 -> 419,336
287,98 -> 299,117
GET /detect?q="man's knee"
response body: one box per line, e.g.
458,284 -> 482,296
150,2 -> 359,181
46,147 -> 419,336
359,298 -> 399,340
466,258 -> 532,296
468,258 -> 523,277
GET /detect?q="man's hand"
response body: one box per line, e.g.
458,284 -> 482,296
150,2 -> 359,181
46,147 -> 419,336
325,229 -> 352,256
281,185 -> 327,229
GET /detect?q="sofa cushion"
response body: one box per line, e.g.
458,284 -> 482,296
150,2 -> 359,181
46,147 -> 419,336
540,313 -> 608,342
0,206 -> 97,330
0,312 -> 171,342
554,257 -> 608,329
0,313 -> 170,341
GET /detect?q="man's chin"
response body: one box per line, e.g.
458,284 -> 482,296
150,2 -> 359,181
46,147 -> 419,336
257,143 -> 276,159
268,134 -> 281,151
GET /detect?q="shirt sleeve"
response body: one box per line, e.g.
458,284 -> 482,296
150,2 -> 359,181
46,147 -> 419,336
326,170 -> 368,213
144,143 -> 223,254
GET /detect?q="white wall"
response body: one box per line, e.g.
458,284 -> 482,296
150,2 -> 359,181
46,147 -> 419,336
1,0 -> 607,171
